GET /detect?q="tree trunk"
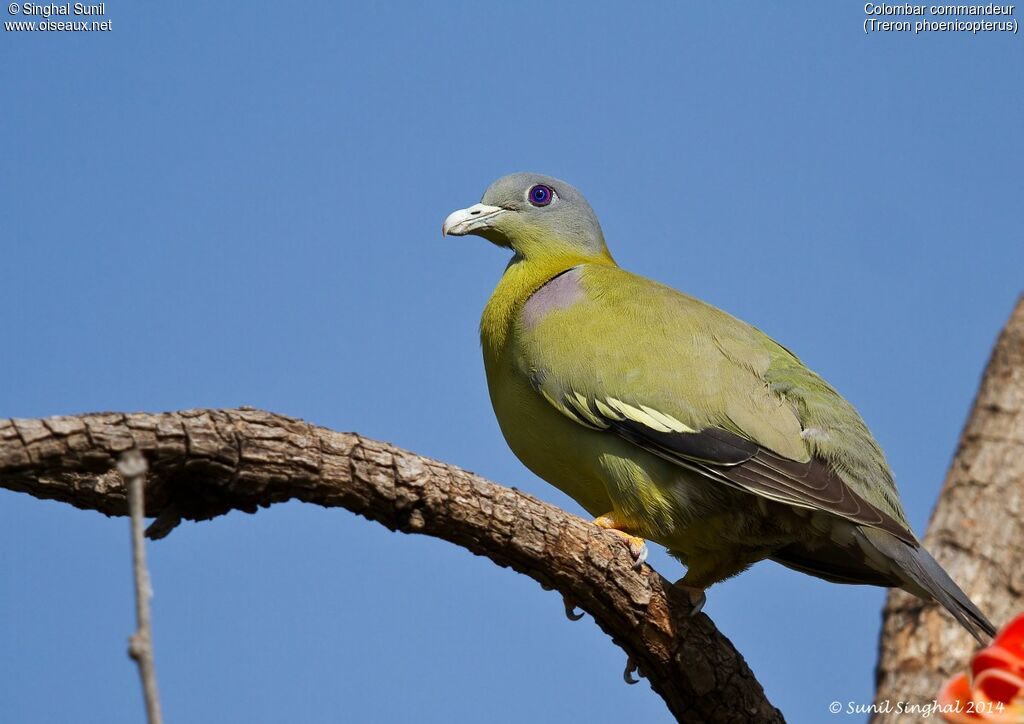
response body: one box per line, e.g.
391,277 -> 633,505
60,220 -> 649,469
873,297 -> 1024,721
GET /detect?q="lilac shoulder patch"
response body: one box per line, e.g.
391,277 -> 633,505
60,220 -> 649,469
522,266 -> 584,330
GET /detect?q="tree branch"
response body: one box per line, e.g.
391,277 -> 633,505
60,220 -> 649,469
873,296 -> 1024,720
0,408 -> 781,723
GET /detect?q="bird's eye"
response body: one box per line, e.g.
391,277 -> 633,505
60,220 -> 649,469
528,184 -> 554,207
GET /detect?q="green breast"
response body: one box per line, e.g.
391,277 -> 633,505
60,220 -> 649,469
484,349 -> 614,517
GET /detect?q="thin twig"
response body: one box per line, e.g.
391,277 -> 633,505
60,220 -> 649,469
118,450 -> 163,724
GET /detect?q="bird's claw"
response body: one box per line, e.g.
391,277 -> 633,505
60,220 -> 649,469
688,589 -> 706,617
562,595 -> 585,621
674,582 -> 707,616
623,656 -> 640,685
593,515 -> 648,570
627,538 -> 649,570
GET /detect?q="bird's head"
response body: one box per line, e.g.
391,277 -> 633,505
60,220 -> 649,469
443,173 -> 612,263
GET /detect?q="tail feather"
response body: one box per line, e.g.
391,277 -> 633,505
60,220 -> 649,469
858,528 -> 996,642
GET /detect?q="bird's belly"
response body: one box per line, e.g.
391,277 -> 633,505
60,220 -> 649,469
487,366 -> 614,517
661,494 -> 802,561
485,361 -> 735,541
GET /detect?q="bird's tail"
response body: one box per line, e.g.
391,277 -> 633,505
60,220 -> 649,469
858,527 -> 996,643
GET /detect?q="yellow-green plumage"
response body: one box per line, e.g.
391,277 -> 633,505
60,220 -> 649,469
444,172 -> 994,639
483,255 -> 864,584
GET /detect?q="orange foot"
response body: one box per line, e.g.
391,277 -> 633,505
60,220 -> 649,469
593,514 -> 648,570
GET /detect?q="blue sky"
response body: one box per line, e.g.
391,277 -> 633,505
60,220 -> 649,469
2,3 -> 1021,722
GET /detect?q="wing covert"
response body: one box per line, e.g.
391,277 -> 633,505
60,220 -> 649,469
518,264 -> 916,544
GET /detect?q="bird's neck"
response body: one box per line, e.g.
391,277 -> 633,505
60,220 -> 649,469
480,249 -> 614,359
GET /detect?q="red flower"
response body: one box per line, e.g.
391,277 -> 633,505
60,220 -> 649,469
939,613 -> 1024,723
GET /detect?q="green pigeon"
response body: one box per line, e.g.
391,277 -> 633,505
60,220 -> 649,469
443,172 -> 994,641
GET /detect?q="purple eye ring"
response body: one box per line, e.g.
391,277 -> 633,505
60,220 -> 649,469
528,184 -> 554,207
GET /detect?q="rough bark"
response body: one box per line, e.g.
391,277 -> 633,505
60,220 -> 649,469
0,408 -> 782,723
873,296 -> 1024,721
